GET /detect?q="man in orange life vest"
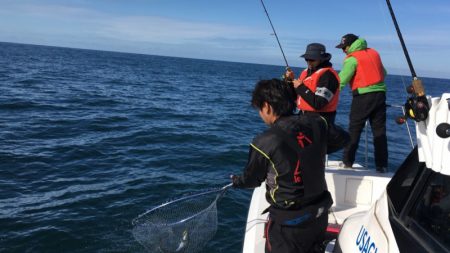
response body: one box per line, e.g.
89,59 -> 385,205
287,43 -> 349,154
336,34 -> 388,173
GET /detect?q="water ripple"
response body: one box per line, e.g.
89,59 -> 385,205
0,42 -> 447,252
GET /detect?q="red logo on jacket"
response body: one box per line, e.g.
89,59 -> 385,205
294,159 -> 302,183
293,131 -> 312,183
296,132 -> 312,148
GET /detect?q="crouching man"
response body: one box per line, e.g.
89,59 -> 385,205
231,79 -> 333,253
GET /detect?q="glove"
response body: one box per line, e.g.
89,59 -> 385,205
230,174 -> 239,187
292,79 -> 303,88
283,67 -> 295,81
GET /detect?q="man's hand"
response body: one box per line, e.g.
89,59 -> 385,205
230,174 -> 239,186
284,68 -> 295,81
292,79 -> 303,88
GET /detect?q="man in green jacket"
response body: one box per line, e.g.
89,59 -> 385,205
336,33 -> 388,173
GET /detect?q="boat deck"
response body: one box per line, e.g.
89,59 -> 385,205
325,161 -> 393,224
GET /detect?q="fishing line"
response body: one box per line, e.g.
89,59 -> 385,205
259,0 -> 290,69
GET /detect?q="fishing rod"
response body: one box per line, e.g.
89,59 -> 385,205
259,0 -> 290,69
385,0 -> 417,79
385,0 -> 429,124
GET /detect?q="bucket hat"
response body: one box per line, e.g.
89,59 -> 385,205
300,43 -> 331,61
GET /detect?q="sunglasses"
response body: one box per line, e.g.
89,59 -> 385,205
305,59 -> 317,62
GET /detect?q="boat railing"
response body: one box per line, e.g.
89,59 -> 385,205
327,104 -> 414,169
361,103 -> 414,169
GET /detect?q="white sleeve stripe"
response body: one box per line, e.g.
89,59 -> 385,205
315,87 -> 334,102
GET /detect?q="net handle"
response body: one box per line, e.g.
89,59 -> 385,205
173,183 -> 233,225
216,183 -> 233,201
221,183 -> 233,191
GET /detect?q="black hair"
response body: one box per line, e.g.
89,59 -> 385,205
251,78 -> 296,116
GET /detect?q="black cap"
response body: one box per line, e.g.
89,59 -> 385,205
335,34 -> 359,48
300,43 -> 331,61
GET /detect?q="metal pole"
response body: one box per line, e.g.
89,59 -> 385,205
402,106 -> 415,148
365,121 -> 369,169
389,104 -> 415,148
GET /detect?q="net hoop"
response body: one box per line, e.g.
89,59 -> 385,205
132,183 -> 232,253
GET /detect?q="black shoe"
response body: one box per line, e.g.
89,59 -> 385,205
376,167 -> 387,173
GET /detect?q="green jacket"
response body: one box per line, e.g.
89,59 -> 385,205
339,38 -> 387,94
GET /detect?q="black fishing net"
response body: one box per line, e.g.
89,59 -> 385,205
132,184 -> 231,253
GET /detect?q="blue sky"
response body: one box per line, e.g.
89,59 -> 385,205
2,0 -> 450,79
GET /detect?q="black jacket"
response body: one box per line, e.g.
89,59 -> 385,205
233,114 -> 328,210
295,61 -> 339,112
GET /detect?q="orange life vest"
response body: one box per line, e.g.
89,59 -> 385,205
296,67 -> 340,112
346,48 -> 385,90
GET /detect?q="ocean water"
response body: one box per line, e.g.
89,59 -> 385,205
0,42 -> 448,252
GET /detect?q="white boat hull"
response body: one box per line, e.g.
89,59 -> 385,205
243,161 -> 393,253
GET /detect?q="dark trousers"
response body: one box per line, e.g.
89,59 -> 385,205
343,92 -> 388,168
301,111 -> 350,154
264,213 -> 328,253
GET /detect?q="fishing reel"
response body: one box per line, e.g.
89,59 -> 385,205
396,79 -> 430,124
403,95 -> 429,122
